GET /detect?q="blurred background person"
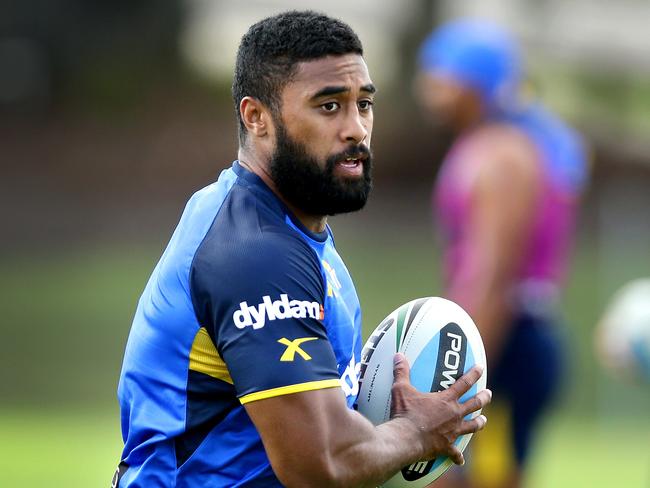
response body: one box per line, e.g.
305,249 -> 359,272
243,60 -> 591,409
414,19 -> 589,488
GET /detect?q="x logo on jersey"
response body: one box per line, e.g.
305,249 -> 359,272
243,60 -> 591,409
278,337 -> 318,361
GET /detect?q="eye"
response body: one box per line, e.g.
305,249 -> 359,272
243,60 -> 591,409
358,99 -> 374,111
321,101 -> 340,112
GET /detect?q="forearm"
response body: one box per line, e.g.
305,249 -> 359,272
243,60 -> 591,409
448,269 -> 514,362
468,284 -> 513,362
323,413 -> 425,488
276,410 -> 424,488
248,366 -> 490,487
315,363 -> 489,488
254,390 -> 425,488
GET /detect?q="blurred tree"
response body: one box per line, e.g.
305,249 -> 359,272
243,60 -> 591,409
0,0 -> 186,115
393,0 -> 437,108
374,0 -> 452,182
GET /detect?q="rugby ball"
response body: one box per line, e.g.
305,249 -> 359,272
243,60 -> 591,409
596,278 -> 650,384
355,297 -> 487,487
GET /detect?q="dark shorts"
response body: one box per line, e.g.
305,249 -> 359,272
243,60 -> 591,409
486,311 -> 565,466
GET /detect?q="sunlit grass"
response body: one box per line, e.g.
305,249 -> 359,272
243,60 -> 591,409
0,236 -> 648,487
0,409 -> 647,487
0,408 -> 121,488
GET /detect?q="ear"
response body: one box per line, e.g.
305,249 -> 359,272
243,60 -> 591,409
240,96 -> 272,138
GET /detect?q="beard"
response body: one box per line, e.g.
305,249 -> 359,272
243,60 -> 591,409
269,123 -> 373,217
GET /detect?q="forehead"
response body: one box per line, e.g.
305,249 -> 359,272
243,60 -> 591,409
285,54 -> 372,95
424,71 -> 463,90
421,71 -> 471,99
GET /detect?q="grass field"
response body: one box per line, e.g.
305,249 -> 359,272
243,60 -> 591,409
0,408 -> 647,487
1,225 -> 649,486
528,416 -> 650,488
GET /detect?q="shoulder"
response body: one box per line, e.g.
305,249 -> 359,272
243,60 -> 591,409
476,123 -> 538,168
527,107 -> 590,191
190,188 -> 325,307
466,123 -> 541,190
194,203 -> 321,280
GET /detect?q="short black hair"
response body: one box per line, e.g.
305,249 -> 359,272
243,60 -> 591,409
232,10 -> 364,143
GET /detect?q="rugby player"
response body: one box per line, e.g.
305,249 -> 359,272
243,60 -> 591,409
415,19 -> 588,488
113,11 -> 491,487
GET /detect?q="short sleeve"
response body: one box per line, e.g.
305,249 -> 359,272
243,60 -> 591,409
191,229 -> 341,404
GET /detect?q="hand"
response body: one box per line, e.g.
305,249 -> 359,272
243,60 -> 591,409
389,353 -> 491,465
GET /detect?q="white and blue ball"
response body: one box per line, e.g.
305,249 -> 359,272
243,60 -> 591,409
355,297 -> 487,487
596,278 -> 650,384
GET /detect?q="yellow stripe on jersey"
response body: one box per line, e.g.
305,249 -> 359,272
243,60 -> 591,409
239,379 -> 341,405
189,327 -> 233,385
469,401 -> 515,488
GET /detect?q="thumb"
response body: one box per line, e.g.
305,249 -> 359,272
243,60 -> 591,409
392,352 -> 411,385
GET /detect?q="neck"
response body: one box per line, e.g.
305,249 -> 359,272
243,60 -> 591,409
456,109 -> 483,133
237,147 -> 328,234
455,91 -> 485,132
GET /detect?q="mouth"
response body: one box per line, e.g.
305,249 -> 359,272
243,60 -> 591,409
335,154 -> 366,177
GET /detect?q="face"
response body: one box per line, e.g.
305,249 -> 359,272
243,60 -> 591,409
415,72 -> 480,132
269,54 -> 375,216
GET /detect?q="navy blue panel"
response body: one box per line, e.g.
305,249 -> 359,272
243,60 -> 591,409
176,371 -> 239,467
191,171 -> 341,398
118,161 -> 361,487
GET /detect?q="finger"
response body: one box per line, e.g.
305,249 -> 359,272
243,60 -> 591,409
448,445 -> 465,466
460,389 -> 492,416
456,414 -> 488,436
392,353 -> 411,385
448,365 -> 483,397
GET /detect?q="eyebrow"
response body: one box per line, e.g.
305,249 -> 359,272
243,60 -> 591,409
310,84 -> 377,100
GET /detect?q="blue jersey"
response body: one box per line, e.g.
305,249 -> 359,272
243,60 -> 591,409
116,162 -> 363,487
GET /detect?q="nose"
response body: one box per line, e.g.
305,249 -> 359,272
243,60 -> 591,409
341,108 -> 368,145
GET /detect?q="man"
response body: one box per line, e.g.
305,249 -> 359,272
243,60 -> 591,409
415,20 -> 588,488
114,11 -> 491,487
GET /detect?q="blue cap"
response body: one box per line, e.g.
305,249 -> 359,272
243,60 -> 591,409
418,19 -> 522,111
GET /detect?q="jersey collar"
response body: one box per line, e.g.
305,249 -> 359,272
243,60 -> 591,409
232,161 -> 330,243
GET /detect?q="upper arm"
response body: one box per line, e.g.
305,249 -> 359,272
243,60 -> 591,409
466,129 -> 542,282
191,230 -> 341,402
191,230 -> 363,485
244,385 -> 361,486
